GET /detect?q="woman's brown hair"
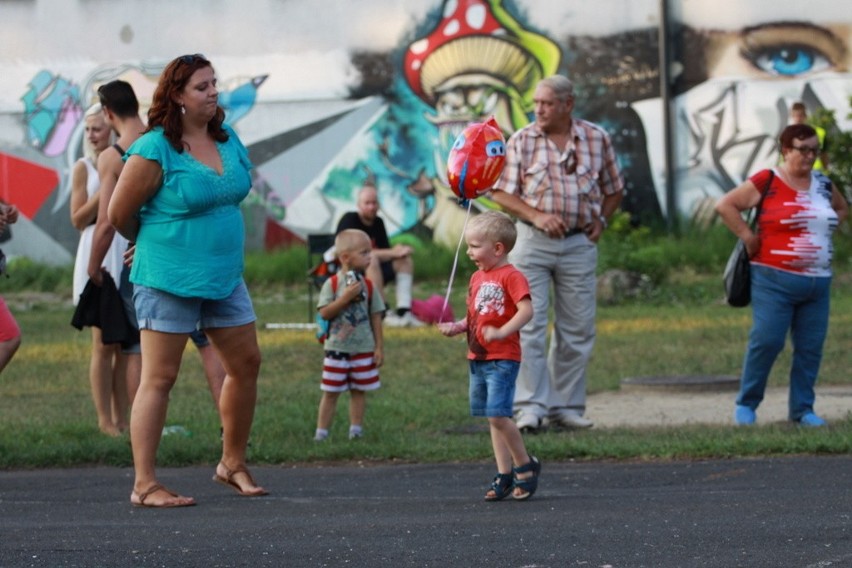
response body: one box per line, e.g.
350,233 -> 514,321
779,123 -> 817,150
146,54 -> 228,152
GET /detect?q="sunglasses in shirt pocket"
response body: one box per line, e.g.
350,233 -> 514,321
523,161 -> 552,198
576,167 -> 601,199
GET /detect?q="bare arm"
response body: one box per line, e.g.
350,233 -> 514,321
586,190 -> 624,243
437,319 -> 468,337
831,184 -> 849,224
108,155 -> 162,242
714,180 -> 763,256
372,244 -> 413,263
489,189 -> 568,238
0,203 -> 19,234
87,150 -> 122,284
317,281 -> 364,321
370,311 -> 384,368
482,297 -> 533,343
69,160 -> 99,231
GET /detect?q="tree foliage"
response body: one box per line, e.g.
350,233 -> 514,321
811,98 -> 852,202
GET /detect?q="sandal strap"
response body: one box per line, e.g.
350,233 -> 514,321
513,455 -> 540,475
219,463 -> 259,487
512,456 -> 541,500
485,472 -> 514,501
491,472 -> 513,487
137,484 -> 176,505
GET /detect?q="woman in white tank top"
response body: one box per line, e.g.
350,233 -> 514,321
69,104 -> 128,436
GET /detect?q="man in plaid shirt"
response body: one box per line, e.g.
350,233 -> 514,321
491,75 -> 624,432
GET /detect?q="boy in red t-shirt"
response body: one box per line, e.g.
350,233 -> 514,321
438,211 -> 540,500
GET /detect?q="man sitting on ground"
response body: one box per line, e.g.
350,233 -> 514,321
336,183 -> 422,327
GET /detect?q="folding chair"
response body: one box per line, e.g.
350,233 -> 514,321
306,233 -> 337,322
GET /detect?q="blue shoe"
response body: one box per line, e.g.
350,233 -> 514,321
797,412 -> 827,427
734,405 -> 756,425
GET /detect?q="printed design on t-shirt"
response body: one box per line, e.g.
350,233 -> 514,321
475,280 -> 506,317
765,176 -> 838,275
330,301 -> 369,342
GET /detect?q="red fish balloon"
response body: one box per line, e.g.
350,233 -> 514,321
446,116 -> 506,201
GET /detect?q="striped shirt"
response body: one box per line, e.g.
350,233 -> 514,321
493,119 -> 624,229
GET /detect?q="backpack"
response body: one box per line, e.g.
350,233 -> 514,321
315,274 -> 374,344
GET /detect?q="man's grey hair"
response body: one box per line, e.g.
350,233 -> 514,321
539,75 -> 574,102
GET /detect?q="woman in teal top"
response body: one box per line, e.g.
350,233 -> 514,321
110,54 -> 266,508
126,122 -> 251,299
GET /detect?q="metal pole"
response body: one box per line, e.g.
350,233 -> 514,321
658,0 -> 678,233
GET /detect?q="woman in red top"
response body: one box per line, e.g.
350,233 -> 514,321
716,124 -> 848,427
0,202 -> 21,374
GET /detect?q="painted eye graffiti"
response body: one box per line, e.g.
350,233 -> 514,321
748,44 -> 832,76
452,134 -> 467,151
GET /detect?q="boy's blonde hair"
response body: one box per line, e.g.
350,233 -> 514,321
335,228 -> 370,255
466,211 -> 517,252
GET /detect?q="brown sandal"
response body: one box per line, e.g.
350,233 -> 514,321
131,484 -> 195,508
213,463 -> 269,496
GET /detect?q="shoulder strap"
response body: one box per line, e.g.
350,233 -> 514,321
331,274 -> 372,300
750,170 -> 774,228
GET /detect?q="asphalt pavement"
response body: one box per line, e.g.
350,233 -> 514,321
1,457 -> 850,567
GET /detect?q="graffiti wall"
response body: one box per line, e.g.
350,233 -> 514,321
0,0 -> 849,264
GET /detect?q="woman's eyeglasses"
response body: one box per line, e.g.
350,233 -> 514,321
791,145 -> 819,156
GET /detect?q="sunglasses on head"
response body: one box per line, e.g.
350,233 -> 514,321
178,53 -> 205,65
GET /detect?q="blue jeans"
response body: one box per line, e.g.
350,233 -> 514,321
737,265 -> 831,421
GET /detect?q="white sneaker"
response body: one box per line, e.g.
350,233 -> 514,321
384,313 -> 406,327
384,311 -> 425,328
402,311 -> 425,327
549,411 -> 593,429
515,411 -> 543,433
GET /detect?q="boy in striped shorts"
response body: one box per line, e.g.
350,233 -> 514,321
314,229 -> 386,441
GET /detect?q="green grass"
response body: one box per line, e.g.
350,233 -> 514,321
1,264 -> 850,469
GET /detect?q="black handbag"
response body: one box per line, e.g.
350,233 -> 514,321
723,171 -> 773,307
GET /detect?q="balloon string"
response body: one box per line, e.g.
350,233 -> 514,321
439,200 -> 474,324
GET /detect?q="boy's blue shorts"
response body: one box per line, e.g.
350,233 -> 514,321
468,359 -> 520,418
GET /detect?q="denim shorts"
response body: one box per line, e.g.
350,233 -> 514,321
468,359 -> 520,418
133,280 -> 256,334
119,266 -> 141,354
